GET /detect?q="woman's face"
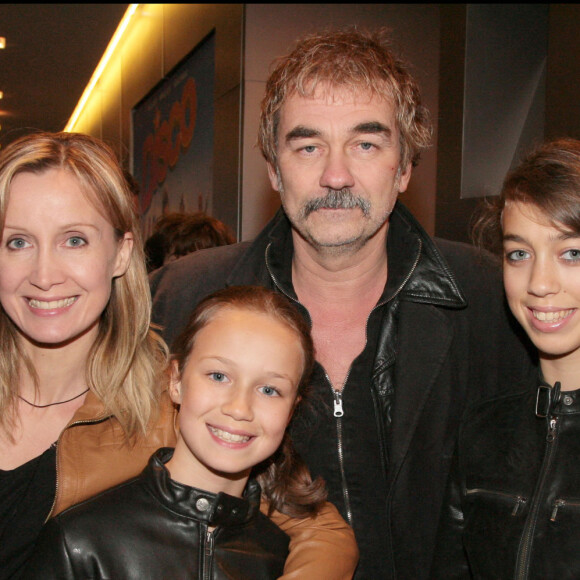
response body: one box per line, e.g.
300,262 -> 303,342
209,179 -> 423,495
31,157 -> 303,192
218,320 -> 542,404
0,168 -> 132,350
503,201 -> 580,370
169,307 -> 304,496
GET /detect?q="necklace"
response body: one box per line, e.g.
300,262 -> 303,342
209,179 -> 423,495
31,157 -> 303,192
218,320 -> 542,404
18,388 -> 89,409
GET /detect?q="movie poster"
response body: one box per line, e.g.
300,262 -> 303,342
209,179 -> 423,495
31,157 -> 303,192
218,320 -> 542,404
132,33 -> 215,238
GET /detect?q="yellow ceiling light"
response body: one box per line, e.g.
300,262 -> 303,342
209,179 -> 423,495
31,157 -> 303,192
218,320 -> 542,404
64,4 -> 139,132
0,38 -> 6,49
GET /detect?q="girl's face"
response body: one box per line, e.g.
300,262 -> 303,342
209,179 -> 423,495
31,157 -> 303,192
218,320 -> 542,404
0,168 -> 132,352
169,307 -> 304,496
503,201 -> 580,380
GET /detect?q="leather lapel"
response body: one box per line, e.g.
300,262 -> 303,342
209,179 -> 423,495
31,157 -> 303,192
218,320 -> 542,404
388,301 -> 453,479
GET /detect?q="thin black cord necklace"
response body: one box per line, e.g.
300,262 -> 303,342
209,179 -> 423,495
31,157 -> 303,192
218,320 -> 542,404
18,388 -> 89,409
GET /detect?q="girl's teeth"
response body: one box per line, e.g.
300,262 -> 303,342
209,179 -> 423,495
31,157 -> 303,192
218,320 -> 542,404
533,309 -> 572,322
209,426 -> 250,443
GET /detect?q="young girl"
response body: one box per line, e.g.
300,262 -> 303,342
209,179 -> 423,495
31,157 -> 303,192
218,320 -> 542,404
432,138 -> 580,578
24,286 -> 333,579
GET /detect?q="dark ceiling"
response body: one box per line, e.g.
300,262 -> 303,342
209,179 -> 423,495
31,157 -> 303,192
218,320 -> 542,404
0,4 -> 129,147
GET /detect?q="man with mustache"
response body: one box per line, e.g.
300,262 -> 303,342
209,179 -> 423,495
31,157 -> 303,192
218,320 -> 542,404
151,28 -> 534,578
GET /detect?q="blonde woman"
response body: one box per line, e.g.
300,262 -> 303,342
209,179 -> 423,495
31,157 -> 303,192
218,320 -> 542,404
0,132 -> 357,580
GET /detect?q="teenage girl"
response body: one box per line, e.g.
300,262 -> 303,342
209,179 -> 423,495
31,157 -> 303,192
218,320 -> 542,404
432,139 -> 580,579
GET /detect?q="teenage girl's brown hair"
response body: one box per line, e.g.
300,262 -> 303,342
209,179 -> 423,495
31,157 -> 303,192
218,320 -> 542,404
472,138 -> 580,255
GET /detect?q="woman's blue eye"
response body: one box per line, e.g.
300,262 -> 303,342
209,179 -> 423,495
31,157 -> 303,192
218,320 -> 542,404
209,372 -> 227,382
259,385 -> 279,397
7,238 -> 28,249
67,236 -> 86,247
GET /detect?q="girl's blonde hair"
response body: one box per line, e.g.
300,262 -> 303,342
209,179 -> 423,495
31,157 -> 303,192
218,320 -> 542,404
0,132 -> 168,437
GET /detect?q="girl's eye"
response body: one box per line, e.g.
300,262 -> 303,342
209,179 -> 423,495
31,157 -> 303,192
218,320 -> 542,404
66,236 -> 87,248
505,249 -> 530,262
562,249 -> 580,262
259,385 -> 280,397
209,372 -> 228,383
7,238 -> 30,250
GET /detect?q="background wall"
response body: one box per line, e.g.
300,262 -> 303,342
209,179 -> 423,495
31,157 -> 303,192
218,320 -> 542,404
69,4 -> 245,237
436,4 -> 580,243
67,3 -> 580,244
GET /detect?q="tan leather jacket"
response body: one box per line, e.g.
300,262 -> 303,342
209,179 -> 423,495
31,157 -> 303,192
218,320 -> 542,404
51,390 -> 358,579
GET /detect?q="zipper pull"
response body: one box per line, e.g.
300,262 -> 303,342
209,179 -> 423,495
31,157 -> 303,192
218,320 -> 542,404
547,417 -> 558,442
205,529 -> 214,557
512,496 -> 525,516
551,499 -> 566,522
333,390 -> 344,417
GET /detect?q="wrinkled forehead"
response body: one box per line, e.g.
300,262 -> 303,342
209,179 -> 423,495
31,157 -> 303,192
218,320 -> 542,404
289,79 -> 395,109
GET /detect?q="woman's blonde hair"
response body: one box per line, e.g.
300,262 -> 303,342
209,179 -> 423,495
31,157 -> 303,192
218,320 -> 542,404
0,132 -> 168,437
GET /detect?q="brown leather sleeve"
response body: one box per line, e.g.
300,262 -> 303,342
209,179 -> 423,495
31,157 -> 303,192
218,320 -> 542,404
262,501 -> 359,580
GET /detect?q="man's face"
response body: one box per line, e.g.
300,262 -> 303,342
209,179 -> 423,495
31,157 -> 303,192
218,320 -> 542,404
267,86 -> 411,255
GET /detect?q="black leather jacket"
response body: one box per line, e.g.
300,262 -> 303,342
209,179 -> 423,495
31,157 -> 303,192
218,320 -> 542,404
432,381 -> 580,579
151,203 -> 535,578
23,448 -> 289,580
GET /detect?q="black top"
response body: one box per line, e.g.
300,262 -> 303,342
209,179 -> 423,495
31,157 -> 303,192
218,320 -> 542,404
0,444 -> 56,580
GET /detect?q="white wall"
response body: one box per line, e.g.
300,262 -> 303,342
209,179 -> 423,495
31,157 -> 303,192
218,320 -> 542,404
241,3 -> 441,240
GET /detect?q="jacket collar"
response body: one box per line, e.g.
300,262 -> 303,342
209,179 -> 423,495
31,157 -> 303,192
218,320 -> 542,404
227,202 -> 466,308
144,448 -> 261,526
66,389 -> 110,425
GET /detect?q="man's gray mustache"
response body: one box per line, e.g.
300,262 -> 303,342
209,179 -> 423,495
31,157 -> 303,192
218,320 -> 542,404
302,189 -> 371,217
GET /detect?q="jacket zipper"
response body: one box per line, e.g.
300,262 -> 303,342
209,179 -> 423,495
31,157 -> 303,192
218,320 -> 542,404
330,372 -> 353,526
202,527 -> 215,580
550,498 -> 580,521
515,416 -> 559,580
465,488 -> 528,516
46,414 -> 111,522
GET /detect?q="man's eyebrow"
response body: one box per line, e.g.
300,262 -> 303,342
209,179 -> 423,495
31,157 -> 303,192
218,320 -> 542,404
284,121 -> 392,143
285,126 -> 321,142
352,121 -> 392,137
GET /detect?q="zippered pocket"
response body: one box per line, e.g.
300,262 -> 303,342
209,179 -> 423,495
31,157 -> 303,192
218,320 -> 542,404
550,498 -> 580,521
465,488 -> 528,516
